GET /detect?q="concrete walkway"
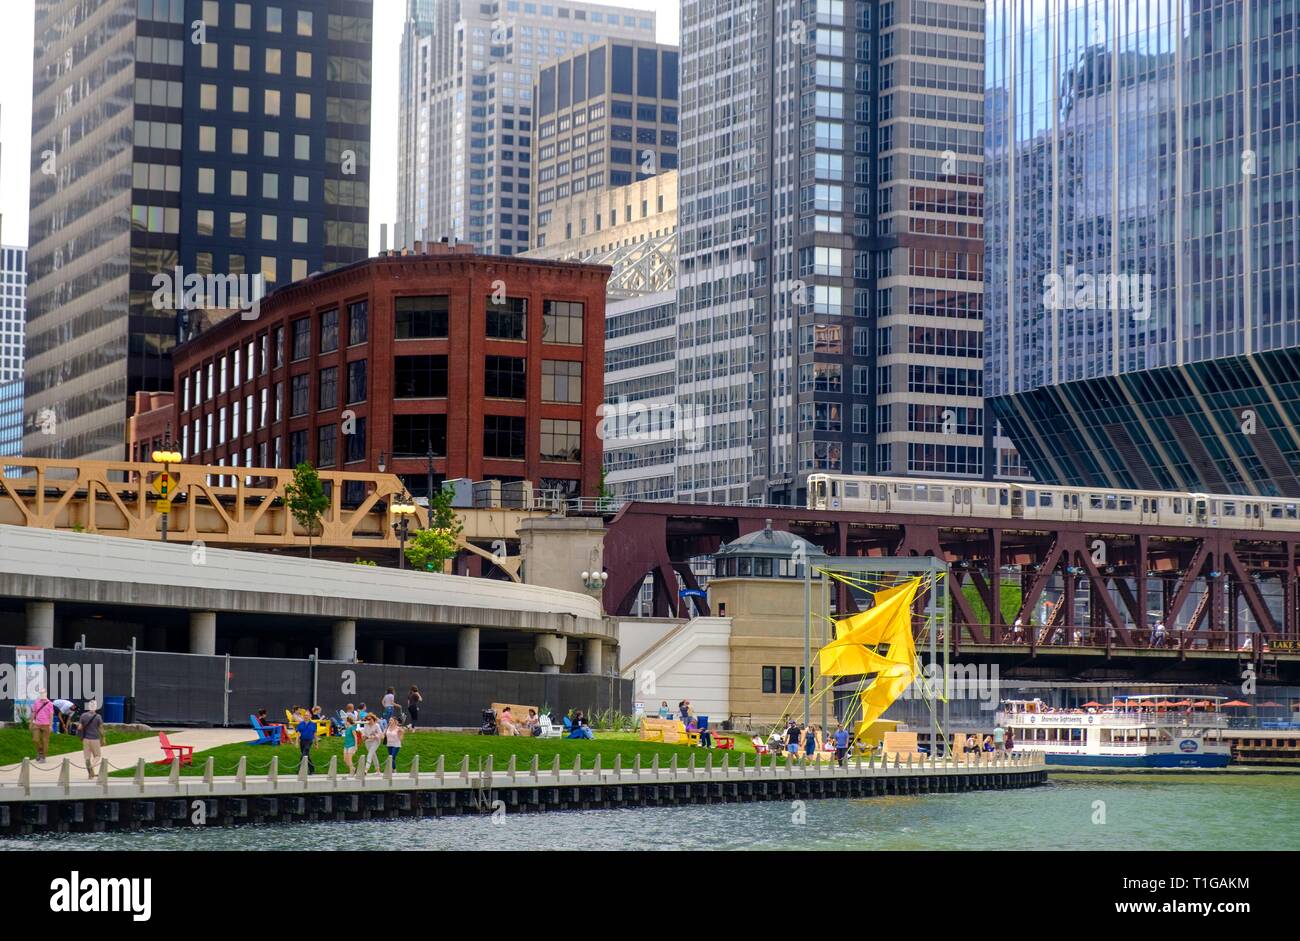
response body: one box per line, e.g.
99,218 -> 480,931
0,728 -> 253,783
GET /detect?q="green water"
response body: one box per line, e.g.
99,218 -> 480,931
2,773 -> 1297,851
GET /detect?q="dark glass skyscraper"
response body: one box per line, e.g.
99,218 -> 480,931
25,0 -> 372,459
986,0 -> 1300,496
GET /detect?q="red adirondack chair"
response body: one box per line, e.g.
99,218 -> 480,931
153,731 -> 194,766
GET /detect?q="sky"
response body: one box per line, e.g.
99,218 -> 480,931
0,0 -> 679,253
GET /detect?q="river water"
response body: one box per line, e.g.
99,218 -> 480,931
2,773 -> 1297,851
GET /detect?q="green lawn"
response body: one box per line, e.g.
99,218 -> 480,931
0,726 -> 155,766
111,729 -> 765,777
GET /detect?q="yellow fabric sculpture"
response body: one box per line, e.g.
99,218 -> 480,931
818,577 -> 921,737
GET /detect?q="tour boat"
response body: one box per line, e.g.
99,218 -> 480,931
996,695 -> 1233,768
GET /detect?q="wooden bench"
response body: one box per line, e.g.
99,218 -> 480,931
640,717 -> 687,743
882,731 -> 925,762
490,703 -> 540,735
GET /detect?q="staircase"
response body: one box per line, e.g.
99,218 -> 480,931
621,616 -> 732,720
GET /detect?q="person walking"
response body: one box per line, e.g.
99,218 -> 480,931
385,717 -> 406,771
361,714 -> 383,772
30,690 -> 54,764
78,700 -> 105,779
381,687 -> 397,723
341,715 -> 359,773
803,724 -> 818,764
992,722 -> 1006,751
785,719 -> 801,762
1004,727 -> 1016,752
295,711 -> 318,773
406,686 -> 423,730
832,723 -> 850,767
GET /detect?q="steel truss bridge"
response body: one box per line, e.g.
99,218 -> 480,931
0,458 -> 532,579
604,502 -> 1300,680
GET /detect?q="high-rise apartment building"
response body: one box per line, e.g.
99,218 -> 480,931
0,247 -> 25,385
677,0 -> 993,506
396,0 -> 655,256
986,0 -> 1300,496
531,38 -> 679,248
25,0 -> 372,460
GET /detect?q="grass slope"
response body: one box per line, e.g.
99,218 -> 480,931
0,727 -> 155,766
111,729 -> 770,777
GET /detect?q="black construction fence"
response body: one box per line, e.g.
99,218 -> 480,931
0,646 -> 631,728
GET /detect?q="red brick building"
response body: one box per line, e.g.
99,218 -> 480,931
170,246 -> 609,499
126,392 -> 176,463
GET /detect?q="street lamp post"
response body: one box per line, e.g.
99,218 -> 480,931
150,437 -> 182,543
426,444 -> 436,508
391,490 -> 417,569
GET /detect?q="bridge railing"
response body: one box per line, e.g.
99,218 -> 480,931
941,624 -> 1271,654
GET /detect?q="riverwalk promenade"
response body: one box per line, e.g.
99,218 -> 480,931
0,749 -> 1047,835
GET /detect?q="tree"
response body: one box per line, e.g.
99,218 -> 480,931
405,485 -> 464,573
404,527 -> 460,573
284,462 -> 329,558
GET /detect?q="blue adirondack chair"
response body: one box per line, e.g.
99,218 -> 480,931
248,714 -> 282,746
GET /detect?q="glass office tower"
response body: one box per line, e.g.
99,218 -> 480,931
986,0 -> 1300,496
25,0 -> 372,459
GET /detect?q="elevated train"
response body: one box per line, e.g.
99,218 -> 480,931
807,473 -> 1300,531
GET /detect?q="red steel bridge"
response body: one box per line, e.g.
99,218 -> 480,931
603,502 -> 1300,682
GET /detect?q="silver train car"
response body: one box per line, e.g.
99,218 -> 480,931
806,474 -> 1300,531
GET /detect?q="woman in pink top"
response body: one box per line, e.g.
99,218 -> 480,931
385,718 -> 406,770
29,691 -> 54,763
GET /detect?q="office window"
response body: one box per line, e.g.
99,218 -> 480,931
542,360 -> 581,402
264,89 -> 281,116
779,667 -> 796,694
296,52 -> 312,77
346,360 -> 366,404
298,10 -> 313,35
196,210 -> 214,236
261,215 -> 277,241
542,300 -> 583,343
540,418 -> 581,462
233,45 -> 250,71
345,418 -> 367,463
230,169 -> 248,196
293,217 -> 308,243
483,416 -> 526,460
295,93 -> 311,119
233,87 -> 249,112
394,355 -> 448,397
231,128 -> 248,154
290,429 -> 307,466
290,374 -> 309,416
267,6 -> 282,32
198,168 -> 215,194
486,296 -> 526,339
348,300 -> 368,344
317,425 -> 336,468
199,126 -> 216,151
762,666 -> 776,694
202,1 -> 218,26
200,84 -> 217,110
265,48 -> 282,74
484,356 -> 526,399
264,131 -> 279,157
394,414 -> 447,457
291,318 -> 310,360
395,296 -> 450,338
294,176 -> 310,201
320,309 -> 339,352
234,3 -> 251,29
228,211 -> 246,238
318,366 -> 338,410
294,135 -> 310,160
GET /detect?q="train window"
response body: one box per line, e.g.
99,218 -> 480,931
1090,495 -> 1103,510
1173,498 -> 1182,513
1040,492 -> 1053,507
869,484 -> 877,499
899,485 -> 912,501
931,486 -> 944,502
1141,498 -> 1148,512
1288,505 -> 1297,520
1119,496 -> 1133,511
985,488 -> 996,504
1270,505 -> 1282,519
1026,491 -> 1037,507
1105,494 -> 1118,510
915,485 -> 928,501
831,481 -> 839,498
1223,502 -> 1236,516
844,483 -> 859,498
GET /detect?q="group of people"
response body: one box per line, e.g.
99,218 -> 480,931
757,719 -> 852,766
961,725 -> 1015,754
27,691 -> 105,779
251,685 -> 425,774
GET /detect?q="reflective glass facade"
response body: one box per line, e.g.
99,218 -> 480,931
986,0 -> 1300,494
25,0 -> 372,460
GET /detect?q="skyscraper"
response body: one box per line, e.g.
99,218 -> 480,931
677,0 -> 994,505
396,0 -> 656,256
25,0 -> 372,460
0,246 -> 25,459
986,0 -> 1300,496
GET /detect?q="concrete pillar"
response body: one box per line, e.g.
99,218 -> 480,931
458,627 -> 479,670
25,601 -> 54,648
332,619 -> 357,662
534,633 -> 567,675
189,611 -> 217,656
583,638 -> 603,675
